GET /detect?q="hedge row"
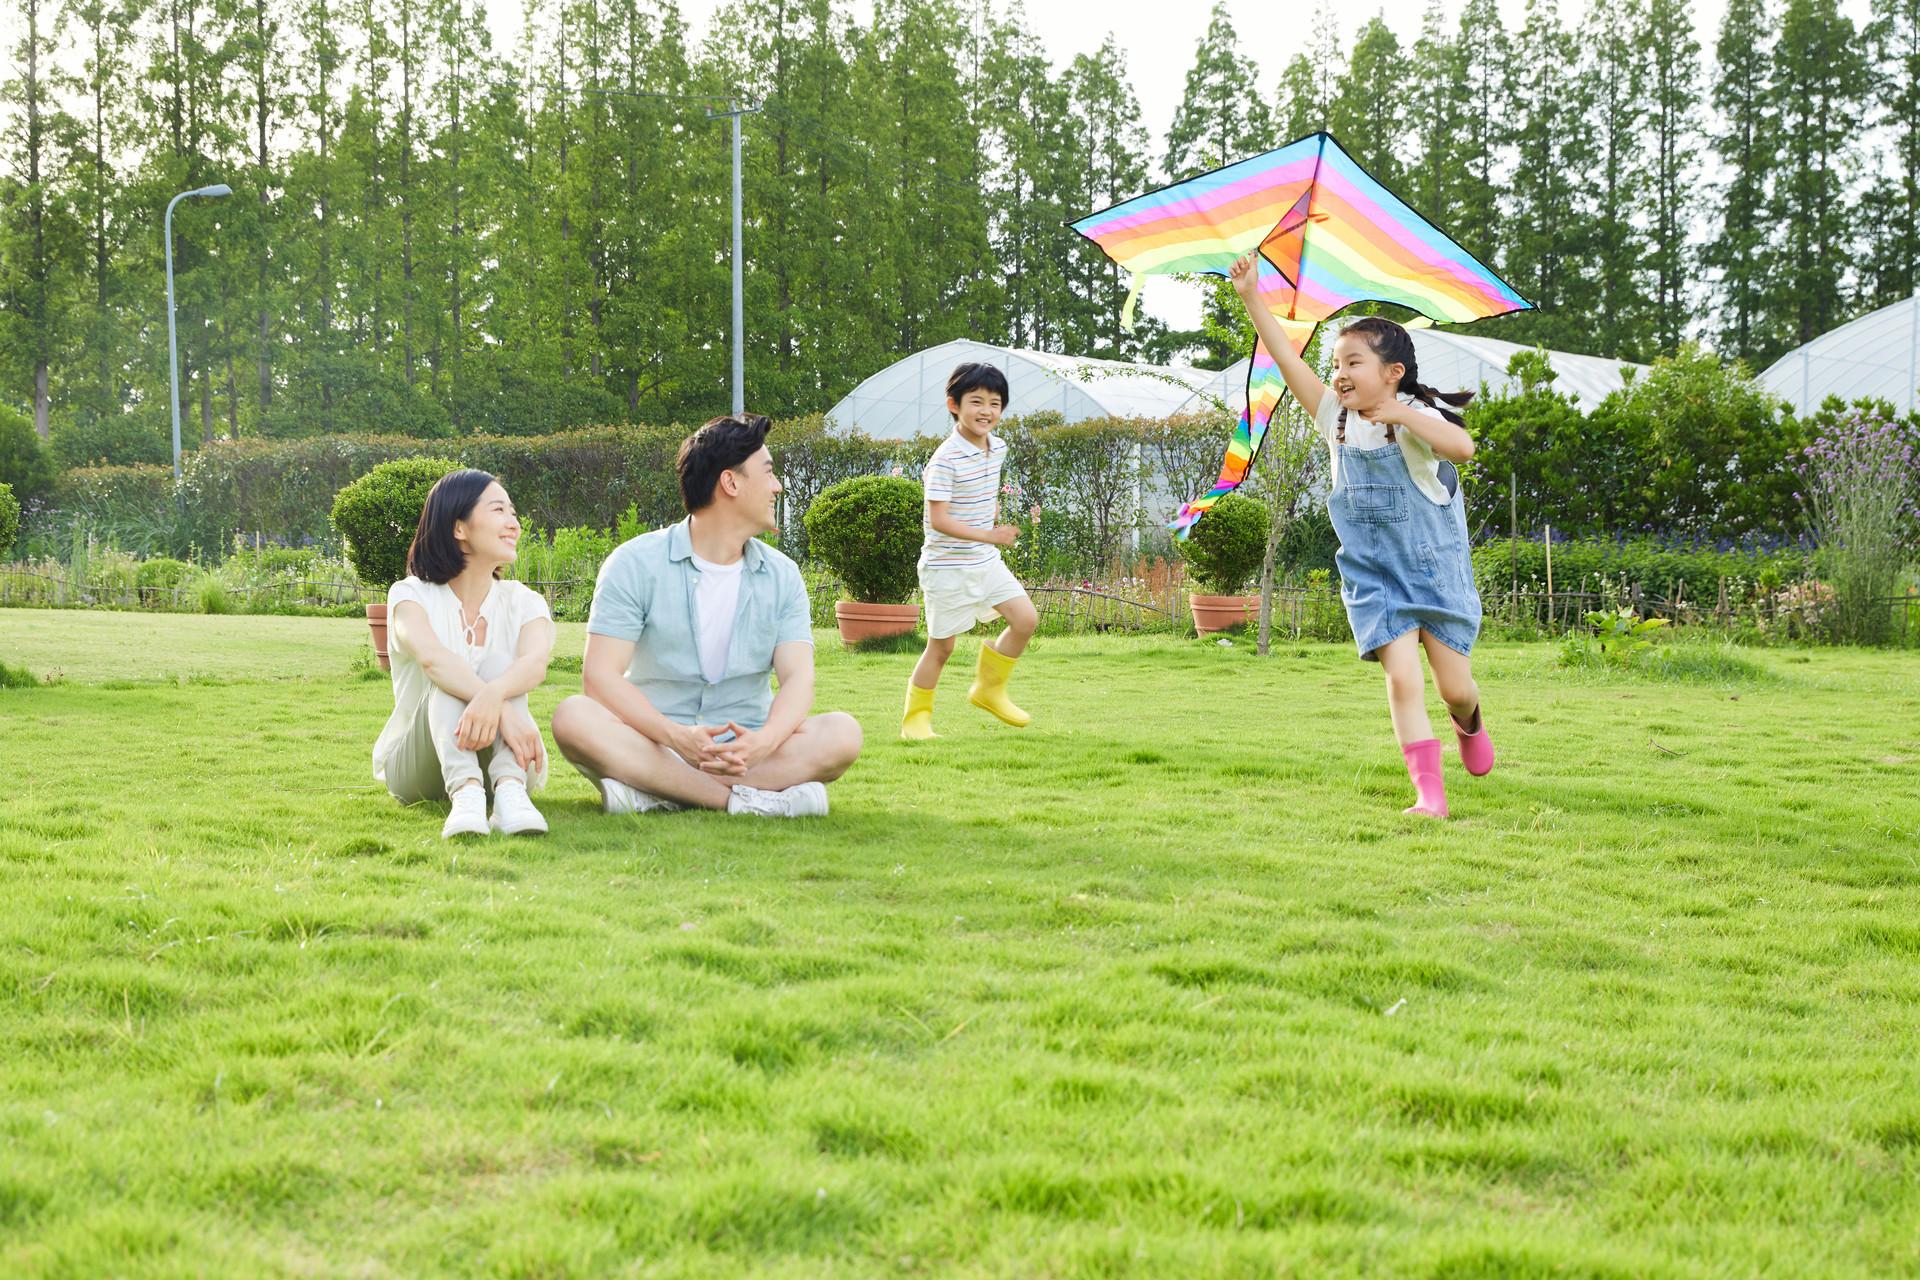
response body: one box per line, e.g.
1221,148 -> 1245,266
42,412 -> 1239,565
1471,537 -> 1815,608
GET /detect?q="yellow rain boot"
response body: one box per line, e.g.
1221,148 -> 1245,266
968,644 -> 1031,727
901,681 -> 938,740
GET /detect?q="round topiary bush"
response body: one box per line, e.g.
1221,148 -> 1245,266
802,475 -> 923,604
0,481 -> 19,561
1178,492 -> 1271,594
330,457 -> 460,589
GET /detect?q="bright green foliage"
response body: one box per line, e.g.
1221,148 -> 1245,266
1177,491 -> 1269,594
1466,347 -> 1803,539
1560,606 -> 1671,667
0,480 -> 19,559
802,475 -> 923,604
0,407 -> 56,503
327,457 -> 460,589
3,611 -> 1920,1275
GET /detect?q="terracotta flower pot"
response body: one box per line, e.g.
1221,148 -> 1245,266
1190,592 -> 1257,636
365,602 -> 392,671
834,600 -> 920,645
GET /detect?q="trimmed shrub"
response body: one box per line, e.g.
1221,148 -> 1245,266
771,415 -> 900,562
803,475 -> 923,604
329,458 -> 461,590
135,557 -> 195,591
0,408 -> 56,504
0,481 -> 19,560
1177,493 -> 1270,594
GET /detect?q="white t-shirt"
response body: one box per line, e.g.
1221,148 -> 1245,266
372,576 -> 552,782
1314,391 -> 1458,507
920,430 -> 1008,568
690,552 -> 744,684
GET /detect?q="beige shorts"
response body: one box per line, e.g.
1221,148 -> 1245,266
919,559 -> 1027,639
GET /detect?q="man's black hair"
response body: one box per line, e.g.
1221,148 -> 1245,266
407,468 -> 501,583
678,413 -> 773,513
946,362 -> 1011,420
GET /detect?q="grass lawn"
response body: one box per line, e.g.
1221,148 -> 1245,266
3,608 -> 1918,1278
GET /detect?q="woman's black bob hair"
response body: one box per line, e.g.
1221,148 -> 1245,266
407,468 -> 507,583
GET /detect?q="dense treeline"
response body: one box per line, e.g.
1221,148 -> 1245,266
0,0 -> 1915,468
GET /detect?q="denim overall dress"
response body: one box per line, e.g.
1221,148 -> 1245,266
1325,407 -> 1481,662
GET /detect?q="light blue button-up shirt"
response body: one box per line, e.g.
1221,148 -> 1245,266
586,519 -> 814,730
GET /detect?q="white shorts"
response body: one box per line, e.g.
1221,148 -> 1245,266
919,559 -> 1027,639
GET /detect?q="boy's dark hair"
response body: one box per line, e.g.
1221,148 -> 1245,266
407,468 -> 503,583
678,413 -> 772,513
946,362 -> 1011,420
1340,316 -> 1475,426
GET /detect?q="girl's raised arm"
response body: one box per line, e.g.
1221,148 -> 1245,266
1228,251 -> 1327,418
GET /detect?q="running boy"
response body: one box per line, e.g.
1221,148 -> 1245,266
900,362 -> 1039,739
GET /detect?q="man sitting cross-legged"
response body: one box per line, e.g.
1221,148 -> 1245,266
551,413 -> 862,818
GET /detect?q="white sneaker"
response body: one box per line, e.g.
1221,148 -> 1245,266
601,776 -> 682,816
489,780 -> 548,835
441,784 -> 489,838
726,781 -> 829,818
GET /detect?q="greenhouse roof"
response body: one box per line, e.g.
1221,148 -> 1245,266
824,338 -> 1222,439
1760,294 -> 1920,416
1179,329 -> 1648,415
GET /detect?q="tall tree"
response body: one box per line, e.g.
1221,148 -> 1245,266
1406,0 -> 1463,228
1769,0 -> 1870,353
1449,0 -> 1508,265
1063,35 -> 1152,359
56,0 -> 140,429
1275,6 -> 1339,138
1165,1 -> 1271,178
981,8 -> 1077,351
1583,0 -> 1652,360
1501,0 -> 1600,350
1326,16 -> 1407,186
1703,0 -> 1781,361
1,0 -> 79,438
1642,0 -> 1701,353
1861,0 -> 1920,305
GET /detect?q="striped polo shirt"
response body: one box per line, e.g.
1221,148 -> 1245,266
919,430 -> 1008,568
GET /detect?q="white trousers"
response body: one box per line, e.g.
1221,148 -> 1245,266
380,652 -> 547,804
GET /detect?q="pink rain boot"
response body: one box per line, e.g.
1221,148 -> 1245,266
1401,739 -> 1449,818
1451,705 -> 1495,777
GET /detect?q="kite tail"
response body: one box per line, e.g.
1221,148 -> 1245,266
1168,344 -> 1286,538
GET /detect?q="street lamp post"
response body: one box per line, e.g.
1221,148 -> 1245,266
706,100 -> 760,416
166,183 -> 232,483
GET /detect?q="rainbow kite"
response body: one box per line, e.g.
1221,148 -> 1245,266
1068,131 -> 1531,533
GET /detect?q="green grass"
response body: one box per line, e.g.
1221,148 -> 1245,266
4,609 -> 1919,1278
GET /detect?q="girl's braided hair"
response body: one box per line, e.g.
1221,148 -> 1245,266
1339,316 -> 1475,427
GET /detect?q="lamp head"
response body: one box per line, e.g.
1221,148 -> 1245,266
197,184 -> 232,198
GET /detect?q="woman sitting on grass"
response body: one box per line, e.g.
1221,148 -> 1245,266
372,469 -> 555,838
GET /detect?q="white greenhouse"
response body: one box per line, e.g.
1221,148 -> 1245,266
824,338 -> 1224,439
1179,328 -> 1648,416
1760,294 -> 1920,416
